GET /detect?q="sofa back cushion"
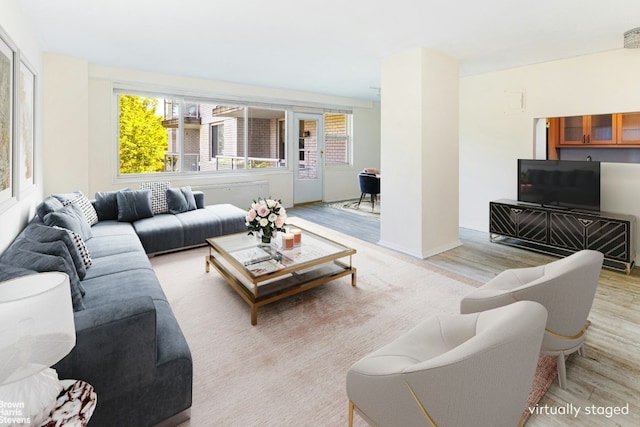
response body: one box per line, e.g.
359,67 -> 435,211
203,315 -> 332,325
0,243 -> 85,311
24,224 -> 90,279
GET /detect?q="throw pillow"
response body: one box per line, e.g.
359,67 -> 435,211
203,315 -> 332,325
43,202 -> 92,241
166,186 -> 197,214
116,189 -> 154,222
94,188 -> 130,221
24,224 -> 90,279
54,191 -> 99,226
139,181 -> 170,215
0,248 -> 85,311
36,196 -> 65,222
53,226 -> 92,270
181,186 -> 197,211
166,187 -> 188,214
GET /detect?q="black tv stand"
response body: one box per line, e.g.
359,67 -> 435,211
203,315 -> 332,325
489,199 -> 636,274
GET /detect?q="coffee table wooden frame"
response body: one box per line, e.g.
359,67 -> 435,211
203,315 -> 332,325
205,224 -> 357,325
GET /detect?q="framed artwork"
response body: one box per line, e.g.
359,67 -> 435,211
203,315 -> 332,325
0,30 -> 15,211
17,56 -> 36,198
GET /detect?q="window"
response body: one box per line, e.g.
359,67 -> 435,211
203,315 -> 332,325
118,94 -> 170,174
116,89 -> 352,176
324,113 -> 352,165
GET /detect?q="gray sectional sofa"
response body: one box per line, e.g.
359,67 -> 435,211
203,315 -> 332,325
0,187 -> 247,426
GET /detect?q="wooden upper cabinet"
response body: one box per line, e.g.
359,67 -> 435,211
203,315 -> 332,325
617,112 -> 640,145
559,114 -> 615,145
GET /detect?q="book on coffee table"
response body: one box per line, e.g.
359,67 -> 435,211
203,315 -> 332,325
231,247 -> 273,266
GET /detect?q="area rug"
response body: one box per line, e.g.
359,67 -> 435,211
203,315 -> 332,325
150,218 -> 553,426
327,198 -> 380,217
524,355 -> 561,423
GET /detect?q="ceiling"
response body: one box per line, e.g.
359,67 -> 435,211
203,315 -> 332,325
19,0 -> 640,101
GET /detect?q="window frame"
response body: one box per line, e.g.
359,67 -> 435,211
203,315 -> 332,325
113,86 -> 353,179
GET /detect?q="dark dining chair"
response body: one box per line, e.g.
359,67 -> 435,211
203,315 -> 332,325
357,172 -> 380,212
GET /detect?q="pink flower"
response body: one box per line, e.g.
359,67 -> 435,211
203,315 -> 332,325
257,204 -> 270,217
275,217 -> 285,228
247,209 -> 257,221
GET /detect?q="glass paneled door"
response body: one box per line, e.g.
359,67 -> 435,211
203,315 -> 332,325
293,113 -> 324,204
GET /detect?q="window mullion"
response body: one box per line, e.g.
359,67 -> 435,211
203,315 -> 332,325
178,98 -> 185,173
243,106 -> 248,169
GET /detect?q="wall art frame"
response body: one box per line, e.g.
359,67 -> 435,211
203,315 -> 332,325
17,54 -> 36,199
0,26 -> 17,213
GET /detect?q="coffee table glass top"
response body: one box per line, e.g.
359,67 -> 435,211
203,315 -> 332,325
207,224 -> 354,279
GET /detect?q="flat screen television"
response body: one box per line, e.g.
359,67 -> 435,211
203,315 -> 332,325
517,159 -> 601,212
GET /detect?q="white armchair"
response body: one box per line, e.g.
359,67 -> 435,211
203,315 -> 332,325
460,249 -> 604,388
346,301 -> 547,427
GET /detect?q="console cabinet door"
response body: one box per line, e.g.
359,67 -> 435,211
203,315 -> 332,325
549,213 -> 585,251
585,218 -> 632,263
490,203 -> 517,237
490,203 -> 547,243
550,213 -> 632,263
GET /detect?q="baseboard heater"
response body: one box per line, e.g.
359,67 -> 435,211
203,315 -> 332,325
192,181 -> 269,208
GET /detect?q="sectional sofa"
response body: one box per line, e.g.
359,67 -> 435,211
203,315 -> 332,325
0,186 -> 247,426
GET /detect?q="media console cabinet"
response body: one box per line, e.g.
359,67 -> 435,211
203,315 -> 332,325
489,199 -> 637,274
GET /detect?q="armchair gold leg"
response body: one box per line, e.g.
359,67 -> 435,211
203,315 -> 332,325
348,400 -> 354,427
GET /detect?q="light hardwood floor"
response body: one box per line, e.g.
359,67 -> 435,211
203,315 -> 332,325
289,202 -> 640,426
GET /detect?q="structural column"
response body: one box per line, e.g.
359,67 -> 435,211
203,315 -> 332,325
379,48 -> 460,258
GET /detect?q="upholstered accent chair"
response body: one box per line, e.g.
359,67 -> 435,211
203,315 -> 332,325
460,250 -> 604,389
346,301 -> 548,427
357,172 -> 380,212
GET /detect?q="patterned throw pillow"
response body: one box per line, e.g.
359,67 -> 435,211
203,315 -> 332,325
140,181 -> 170,215
54,226 -> 92,269
56,191 -> 99,226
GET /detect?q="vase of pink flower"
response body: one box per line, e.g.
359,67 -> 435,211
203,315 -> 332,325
246,198 -> 287,245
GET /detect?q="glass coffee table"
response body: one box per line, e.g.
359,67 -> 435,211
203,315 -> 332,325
205,224 -> 357,325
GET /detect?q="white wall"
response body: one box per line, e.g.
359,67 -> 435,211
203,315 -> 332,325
460,49 -> 640,260
43,54 -> 89,195
77,63 -> 380,208
0,1 -> 43,252
380,48 -> 460,258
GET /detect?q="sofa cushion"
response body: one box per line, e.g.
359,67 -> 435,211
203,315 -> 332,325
24,223 -> 90,279
82,251 -> 153,281
140,181 -> 170,215
36,196 -> 65,222
0,247 -> 85,311
89,220 -> 138,239
43,202 -> 93,241
166,186 -> 197,214
117,189 -> 154,222
133,214 -> 185,254
204,204 -> 249,236
81,269 -> 167,309
0,262 -> 35,282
